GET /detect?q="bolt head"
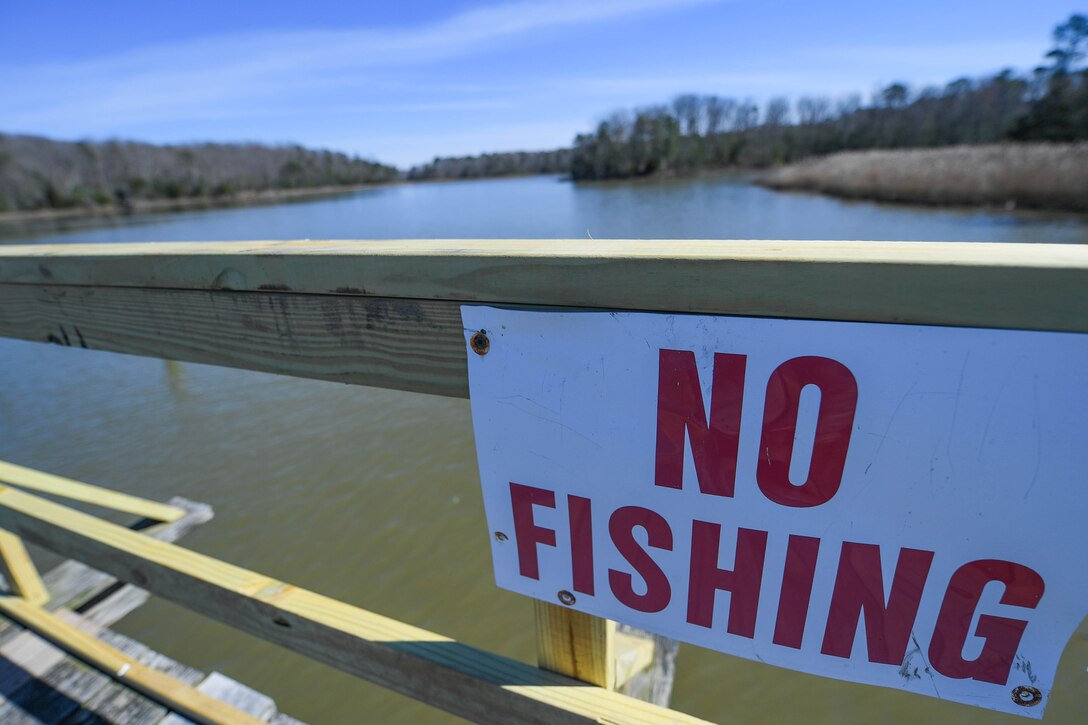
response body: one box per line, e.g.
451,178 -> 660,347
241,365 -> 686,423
470,330 -> 490,356
1011,686 -> 1042,707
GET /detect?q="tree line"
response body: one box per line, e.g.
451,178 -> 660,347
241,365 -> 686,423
571,14 -> 1087,180
406,149 -> 572,180
0,136 -> 398,212
3,14 -> 1084,210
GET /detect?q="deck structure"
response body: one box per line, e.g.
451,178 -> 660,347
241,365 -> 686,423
0,479 -> 304,724
0,239 -> 1085,723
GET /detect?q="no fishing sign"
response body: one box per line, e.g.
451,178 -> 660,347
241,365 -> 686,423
462,307 -> 1088,717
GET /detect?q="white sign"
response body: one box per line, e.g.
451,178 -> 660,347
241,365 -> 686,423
462,306 -> 1088,718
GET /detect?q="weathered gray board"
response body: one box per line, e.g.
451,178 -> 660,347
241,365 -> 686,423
0,498 -> 305,724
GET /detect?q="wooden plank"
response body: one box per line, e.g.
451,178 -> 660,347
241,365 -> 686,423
0,285 -> 469,399
193,672 -> 276,721
614,630 -> 655,689
533,601 -> 614,689
23,659 -> 113,722
95,629 -> 204,687
77,583 -> 151,629
0,595 -> 267,725
0,530 -> 49,606
0,461 -> 185,524
0,658 -> 108,724
44,498 -> 212,613
159,672 -> 277,724
0,628 -> 67,691
2,246 -> 1086,400
0,611 -> 104,722
140,653 -> 204,689
0,485 -> 711,725
94,628 -> 154,662
72,681 -> 169,725
3,239 -> 1088,332
271,714 -> 306,725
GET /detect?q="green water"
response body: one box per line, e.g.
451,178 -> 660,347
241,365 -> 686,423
1,175 -> 1085,723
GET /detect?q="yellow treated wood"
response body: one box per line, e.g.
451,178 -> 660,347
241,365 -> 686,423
2,239 -> 1088,332
534,600 -> 615,689
0,484 -> 711,725
614,631 -> 656,688
0,460 -> 185,523
2,241 -> 1087,401
0,595 -> 265,725
0,529 -> 49,606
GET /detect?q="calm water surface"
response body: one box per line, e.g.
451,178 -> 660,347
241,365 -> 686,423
1,176 -> 1085,724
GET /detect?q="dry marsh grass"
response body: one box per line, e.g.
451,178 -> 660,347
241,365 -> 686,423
759,143 -> 1088,212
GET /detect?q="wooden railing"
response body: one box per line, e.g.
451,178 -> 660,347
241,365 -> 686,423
1,239 -> 1086,723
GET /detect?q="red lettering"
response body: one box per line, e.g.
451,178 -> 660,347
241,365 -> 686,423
821,543 -> 934,665
608,506 -> 673,613
509,483 -> 556,580
929,560 -> 1045,685
686,522 -> 768,637
757,356 -> 858,508
655,350 -> 746,497
568,495 -> 595,595
773,535 -> 821,649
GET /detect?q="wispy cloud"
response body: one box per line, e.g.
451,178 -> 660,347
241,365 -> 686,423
0,0 -> 722,132
2,0 -> 1045,167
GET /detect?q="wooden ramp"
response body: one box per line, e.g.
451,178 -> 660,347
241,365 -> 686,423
0,497 -> 305,725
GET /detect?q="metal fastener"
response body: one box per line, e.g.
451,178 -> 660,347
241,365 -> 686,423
470,330 -> 490,356
1011,685 -> 1042,707
493,531 -> 508,542
557,590 -> 576,606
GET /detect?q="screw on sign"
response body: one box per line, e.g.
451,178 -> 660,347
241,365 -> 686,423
470,330 -> 490,356
463,307 -> 1088,718
1012,686 -> 1042,707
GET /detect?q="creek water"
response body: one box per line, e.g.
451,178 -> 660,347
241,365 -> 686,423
1,175 -> 1085,724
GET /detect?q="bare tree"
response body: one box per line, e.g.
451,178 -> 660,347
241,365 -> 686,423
671,94 -> 703,136
764,97 -> 791,126
796,96 -> 833,124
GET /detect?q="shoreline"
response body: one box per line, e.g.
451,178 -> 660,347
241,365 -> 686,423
0,182 -> 397,232
756,143 -> 1088,214
4,148 -> 1088,236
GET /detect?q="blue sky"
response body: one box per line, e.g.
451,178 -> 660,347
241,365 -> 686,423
0,0 -> 1081,167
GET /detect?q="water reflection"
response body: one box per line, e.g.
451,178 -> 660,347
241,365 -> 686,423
3,175 -> 1087,245
163,360 -> 187,399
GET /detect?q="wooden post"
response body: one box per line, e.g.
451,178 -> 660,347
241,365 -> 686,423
533,604 -> 675,706
534,602 -> 615,689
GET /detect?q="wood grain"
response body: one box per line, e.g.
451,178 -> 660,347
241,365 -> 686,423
0,484 -> 711,725
3,239 -> 1088,331
0,530 -> 49,606
2,241 -> 1086,403
0,284 -> 470,398
43,498 -> 212,613
533,601 -> 615,689
0,460 -> 186,523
